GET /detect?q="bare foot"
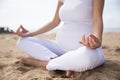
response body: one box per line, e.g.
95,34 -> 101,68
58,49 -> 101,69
66,70 -> 74,78
18,56 -> 48,67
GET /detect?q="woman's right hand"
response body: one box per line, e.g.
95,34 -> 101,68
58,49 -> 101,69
11,25 -> 31,37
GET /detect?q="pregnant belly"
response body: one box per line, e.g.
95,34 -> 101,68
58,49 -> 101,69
56,23 -> 92,51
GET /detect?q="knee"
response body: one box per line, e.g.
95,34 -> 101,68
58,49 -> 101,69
17,37 -> 25,48
16,37 -> 30,49
17,37 -> 37,48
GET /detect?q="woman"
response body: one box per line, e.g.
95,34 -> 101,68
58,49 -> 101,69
11,0 -> 105,78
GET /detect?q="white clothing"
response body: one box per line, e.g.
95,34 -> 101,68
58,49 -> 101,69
17,0 -> 105,72
47,0 -> 105,71
47,47 -> 104,72
17,37 -> 66,61
56,0 -> 93,51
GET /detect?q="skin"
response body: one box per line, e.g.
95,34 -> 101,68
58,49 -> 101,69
80,0 -> 104,49
11,0 -> 104,78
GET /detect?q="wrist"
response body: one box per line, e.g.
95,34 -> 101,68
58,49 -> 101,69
26,32 -> 34,37
91,33 -> 102,41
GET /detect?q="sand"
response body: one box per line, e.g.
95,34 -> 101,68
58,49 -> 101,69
0,32 -> 120,80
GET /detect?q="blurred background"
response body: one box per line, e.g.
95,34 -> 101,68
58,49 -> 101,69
0,0 -> 120,33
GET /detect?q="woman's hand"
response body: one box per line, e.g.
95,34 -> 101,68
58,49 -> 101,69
10,25 -> 30,37
79,34 -> 101,49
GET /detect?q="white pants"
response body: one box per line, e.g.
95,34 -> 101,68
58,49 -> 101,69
17,37 -> 105,72
17,37 -> 66,61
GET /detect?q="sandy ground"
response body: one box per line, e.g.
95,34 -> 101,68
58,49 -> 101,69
0,32 -> 120,80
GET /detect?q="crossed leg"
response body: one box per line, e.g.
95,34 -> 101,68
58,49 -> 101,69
18,56 -> 48,67
17,37 -> 73,78
19,56 -> 73,78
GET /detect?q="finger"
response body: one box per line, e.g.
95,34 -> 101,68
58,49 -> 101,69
20,25 -> 28,33
88,36 -> 96,48
85,36 -> 89,46
10,30 -> 16,34
79,35 -> 86,46
90,34 -> 101,44
88,36 -> 94,47
20,25 -> 24,31
79,35 -> 85,44
79,41 -> 87,46
90,34 -> 99,42
16,27 -> 21,34
20,25 -> 24,30
89,37 -> 100,49
81,35 -> 89,47
91,37 -> 101,48
79,40 -> 86,45
91,37 -> 97,45
82,34 -> 86,43
20,25 -> 24,33
80,35 -> 90,47
79,41 -> 84,45
92,38 -> 101,48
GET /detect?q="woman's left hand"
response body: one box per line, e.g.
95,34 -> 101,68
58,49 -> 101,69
79,34 -> 101,49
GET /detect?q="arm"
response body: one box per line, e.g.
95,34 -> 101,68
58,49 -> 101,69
11,1 -> 63,37
92,0 -> 104,41
80,0 -> 105,49
29,1 -> 63,36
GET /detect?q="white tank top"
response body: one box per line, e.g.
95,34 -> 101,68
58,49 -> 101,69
56,0 -> 93,51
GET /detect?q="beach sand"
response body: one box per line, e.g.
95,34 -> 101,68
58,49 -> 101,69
0,32 -> 120,80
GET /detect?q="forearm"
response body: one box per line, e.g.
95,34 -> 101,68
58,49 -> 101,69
28,21 -> 60,36
92,0 -> 104,41
27,1 -> 62,36
92,18 -> 103,41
